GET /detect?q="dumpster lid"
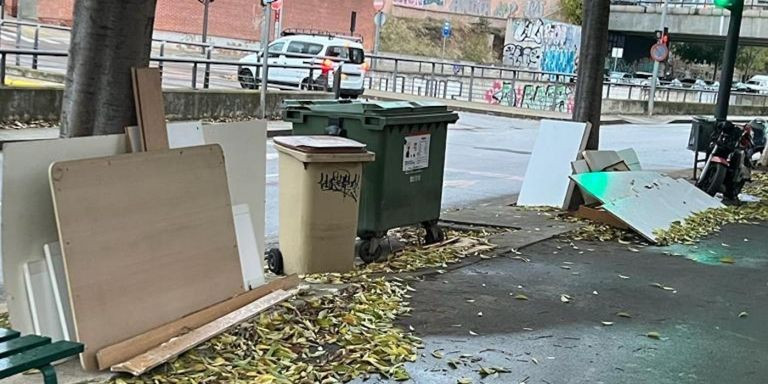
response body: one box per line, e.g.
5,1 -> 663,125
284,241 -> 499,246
283,99 -> 453,115
274,135 -> 375,163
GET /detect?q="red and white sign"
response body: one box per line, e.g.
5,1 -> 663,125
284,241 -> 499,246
373,0 -> 385,11
271,0 -> 283,11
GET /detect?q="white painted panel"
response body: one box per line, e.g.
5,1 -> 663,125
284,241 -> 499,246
167,121 -> 205,149
570,171 -> 671,204
45,242 -> 75,341
2,134 -> 127,333
617,148 -> 642,170
233,204 -> 265,289
23,259 -> 64,340
202,121 -> 267,288
517,120 -> 590,208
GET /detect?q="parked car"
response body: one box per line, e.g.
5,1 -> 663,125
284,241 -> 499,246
609,72 -> 633,84
744,75 -> 768,94
238,30 -> 367,98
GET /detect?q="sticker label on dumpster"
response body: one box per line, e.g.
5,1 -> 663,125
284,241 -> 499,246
403,134 -> 430,172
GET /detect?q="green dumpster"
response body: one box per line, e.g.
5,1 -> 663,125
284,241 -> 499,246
283,99 -> 459,262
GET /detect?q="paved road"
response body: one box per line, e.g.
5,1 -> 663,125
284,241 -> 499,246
263,112 -> 694,241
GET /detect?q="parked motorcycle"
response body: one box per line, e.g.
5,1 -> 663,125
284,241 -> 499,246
746,118 -> 766,165
696,120 -> 756,203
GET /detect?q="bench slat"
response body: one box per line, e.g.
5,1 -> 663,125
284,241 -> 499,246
0,328 -> 20,343
0,335 -> 51,359
0,341 -> 83,378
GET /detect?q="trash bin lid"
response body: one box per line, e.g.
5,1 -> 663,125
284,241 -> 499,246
274,135 -> 375,163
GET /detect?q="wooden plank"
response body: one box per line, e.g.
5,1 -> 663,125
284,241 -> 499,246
44,242 -> 75,341
96,274 -> 298,370
112,289 -> 293,376
23,260 -> 64,341
517,120 -> 591,209
132,67 -> 168,151
202,121 -> 268,287
1,135 -> 127,335
49,145 -> 243,371
0,335 -> 51,359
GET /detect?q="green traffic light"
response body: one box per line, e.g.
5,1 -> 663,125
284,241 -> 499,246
714,0 -> 734,9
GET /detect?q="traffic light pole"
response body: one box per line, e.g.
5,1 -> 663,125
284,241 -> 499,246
715,2 -> 743,121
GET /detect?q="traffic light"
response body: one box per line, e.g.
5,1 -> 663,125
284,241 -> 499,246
714,0 -> 739,10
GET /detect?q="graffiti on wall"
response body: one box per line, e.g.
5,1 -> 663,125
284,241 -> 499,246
484,80 -> 574,113
503,18 -> 580,74
393,0 -> 545,18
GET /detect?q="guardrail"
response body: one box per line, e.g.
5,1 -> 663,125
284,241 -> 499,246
610,0 -> 768,8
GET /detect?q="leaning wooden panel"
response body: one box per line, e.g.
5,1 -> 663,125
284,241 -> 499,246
48,144 -> 244,371
132,67 -> 168,151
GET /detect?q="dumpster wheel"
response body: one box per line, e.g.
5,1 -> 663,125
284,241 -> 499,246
423,221 -> 445,245
357,237 -> 387,264
266,248 -> 284,275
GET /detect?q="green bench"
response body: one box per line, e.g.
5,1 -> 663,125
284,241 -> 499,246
0,327 -> 84,383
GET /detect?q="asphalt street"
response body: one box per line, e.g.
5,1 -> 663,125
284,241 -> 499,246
264,112 -> 693,240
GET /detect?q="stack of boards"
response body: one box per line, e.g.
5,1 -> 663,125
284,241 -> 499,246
1,67 -> 294,375
517,119 -> 723,243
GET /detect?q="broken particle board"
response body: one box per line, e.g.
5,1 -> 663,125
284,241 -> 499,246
517,120 -> 591,208
96,274 -> 299,370
44,242 -> 75,341
617,148 -> 642,171
570,171 -> 672,204
166,120 -> 205,149
583,150 -> 623,172
132,67 -> 168,151
49,144 -> 243,371
23,259 -> 63,341
112,289 -> 294,376
573,205 -> 629,230
1,134 -> 128,335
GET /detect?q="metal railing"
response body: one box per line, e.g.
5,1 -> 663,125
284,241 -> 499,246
611,0 -> 768,8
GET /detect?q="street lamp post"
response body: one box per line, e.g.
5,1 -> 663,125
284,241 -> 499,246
201,0 -> 211,43
714,0 -> 744,121
260,4 -> 272,119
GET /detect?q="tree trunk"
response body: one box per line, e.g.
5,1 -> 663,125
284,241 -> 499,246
59,0 -> 158,137
572,0 -> 610,150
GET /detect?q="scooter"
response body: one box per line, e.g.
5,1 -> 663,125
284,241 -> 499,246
696,120 -> 755,203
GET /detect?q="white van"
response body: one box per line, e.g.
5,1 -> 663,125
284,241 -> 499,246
745,75 -> 768,94
238,31 -> 367,98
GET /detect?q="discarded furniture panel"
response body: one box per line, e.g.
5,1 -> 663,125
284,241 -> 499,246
1,135 -> 127,335
570,171 -> 673,204
517,120 -> 591,208
616,148 -> 642,170
49,145 -> 243,370
44,242 -> 74,341
132,67 -> 168,151
23,260 -> 63,341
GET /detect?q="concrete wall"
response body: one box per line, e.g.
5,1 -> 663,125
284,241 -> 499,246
602,99 -> 768,116
0,87 -> 334,122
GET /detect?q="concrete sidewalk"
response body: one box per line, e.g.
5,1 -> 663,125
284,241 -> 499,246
365,89 -> 766,125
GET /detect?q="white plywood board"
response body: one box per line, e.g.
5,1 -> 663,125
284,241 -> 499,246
570,171 -> 672,204
602,178 -> 723,243
233,204 -> 266,290
45,242 -> 74,341
23,259 -> 64,340
203,120 -> 267,283
517,120 -> 591,208
1,134 -> 127,334
167,121 -> 205,149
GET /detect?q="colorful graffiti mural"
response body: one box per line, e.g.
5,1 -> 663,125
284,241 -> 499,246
392,0 -> 556,19
503,18 -> 580,74
484,80 -> 574,113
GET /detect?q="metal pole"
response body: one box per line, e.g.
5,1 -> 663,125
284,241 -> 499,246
14,23 -> 20,66
259,5 -> 272,119
32,25 -> 39,69
648,0 -> 669,116
158,42 -> 165,75
0,52 -> 5,86
202,0 -> 210,43
715,2 -> 744,121
442,36 -> 446,60
203,46 -> 211,89
373,12 -> 381,71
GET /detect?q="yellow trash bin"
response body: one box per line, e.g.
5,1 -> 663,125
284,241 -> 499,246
269,135 -> 375,275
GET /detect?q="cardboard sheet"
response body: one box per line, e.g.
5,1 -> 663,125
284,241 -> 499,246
49,144 -> 243,370
1,134 -> 127,334
517,120 -> 591,208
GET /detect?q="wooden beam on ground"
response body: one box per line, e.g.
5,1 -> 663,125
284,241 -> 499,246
111,289 -> 293,376
96,274 -> 299,370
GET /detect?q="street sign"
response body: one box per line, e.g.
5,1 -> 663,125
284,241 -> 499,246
373,0 -> 385,11
650,43 -> 669,62
374,12 -> 387,26
611,47 -> 624,59
270,0 -> 283,11
442,21 -> 452,38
